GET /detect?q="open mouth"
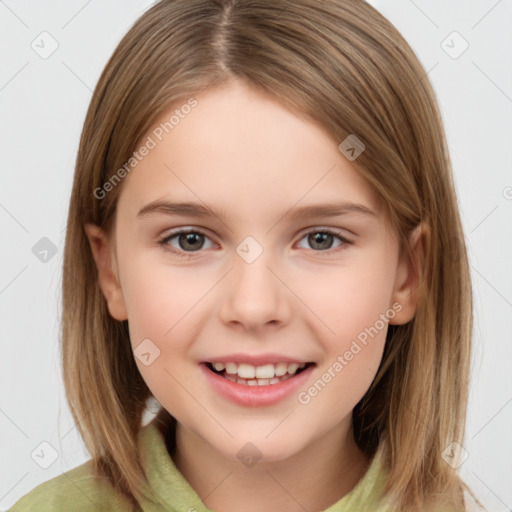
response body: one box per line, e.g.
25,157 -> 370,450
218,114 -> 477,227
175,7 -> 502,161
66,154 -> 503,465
204,361 -> 316,387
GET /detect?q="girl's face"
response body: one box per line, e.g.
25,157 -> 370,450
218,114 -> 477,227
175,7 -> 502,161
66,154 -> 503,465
86,80 -> 419,463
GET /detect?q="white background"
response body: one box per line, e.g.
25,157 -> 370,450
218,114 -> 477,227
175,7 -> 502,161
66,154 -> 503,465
1,1 -> 511,510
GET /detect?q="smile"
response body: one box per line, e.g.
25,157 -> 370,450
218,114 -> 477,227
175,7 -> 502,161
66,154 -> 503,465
206,361 -> 313,386
201,361 -> 316,407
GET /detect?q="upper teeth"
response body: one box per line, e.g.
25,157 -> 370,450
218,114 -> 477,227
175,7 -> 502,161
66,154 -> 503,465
212,362 -> 307,379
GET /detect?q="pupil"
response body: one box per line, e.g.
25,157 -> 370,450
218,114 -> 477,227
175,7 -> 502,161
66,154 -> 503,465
180,232 -> 203,251
309,232 -> 333,250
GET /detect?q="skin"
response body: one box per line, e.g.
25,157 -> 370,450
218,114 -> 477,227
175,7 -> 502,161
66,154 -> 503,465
85,80 -> 424,512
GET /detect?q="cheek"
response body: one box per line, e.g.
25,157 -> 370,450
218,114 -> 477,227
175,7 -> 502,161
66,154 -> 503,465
120,253 -> 208,344
297,302 -> 388,420
120,262 -> 207,410
296,258 -> 393,395
300,256 -> 396,336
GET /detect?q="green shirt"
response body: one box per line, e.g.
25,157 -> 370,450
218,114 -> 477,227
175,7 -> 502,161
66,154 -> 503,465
9,417 -> 393,511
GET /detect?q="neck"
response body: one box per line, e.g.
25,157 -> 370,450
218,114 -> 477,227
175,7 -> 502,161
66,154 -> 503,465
169,417 -> 370,512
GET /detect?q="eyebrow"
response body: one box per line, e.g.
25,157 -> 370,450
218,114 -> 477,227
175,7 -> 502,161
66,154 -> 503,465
137,200 -> 376,222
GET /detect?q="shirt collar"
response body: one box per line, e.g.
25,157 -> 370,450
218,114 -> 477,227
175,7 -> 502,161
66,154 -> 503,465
136,416 -> 389,512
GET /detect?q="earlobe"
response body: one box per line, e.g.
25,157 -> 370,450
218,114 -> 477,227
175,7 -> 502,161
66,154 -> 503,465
389,223 -> 427,325
83,223 -> 128,321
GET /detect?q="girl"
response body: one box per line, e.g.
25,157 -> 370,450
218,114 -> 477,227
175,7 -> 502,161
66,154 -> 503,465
11,0 -> 484,511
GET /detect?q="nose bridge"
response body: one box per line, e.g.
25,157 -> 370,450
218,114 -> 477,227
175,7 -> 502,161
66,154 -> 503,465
219,235 -> 290,328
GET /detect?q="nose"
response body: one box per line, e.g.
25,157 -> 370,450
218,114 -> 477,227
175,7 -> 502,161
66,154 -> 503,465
218,247 -> 292,332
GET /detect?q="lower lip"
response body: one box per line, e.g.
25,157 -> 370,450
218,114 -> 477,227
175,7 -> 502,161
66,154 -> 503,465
200,363 -> 315,407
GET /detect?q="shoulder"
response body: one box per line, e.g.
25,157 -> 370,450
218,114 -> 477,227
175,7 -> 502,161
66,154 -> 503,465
8,459 -> 134,512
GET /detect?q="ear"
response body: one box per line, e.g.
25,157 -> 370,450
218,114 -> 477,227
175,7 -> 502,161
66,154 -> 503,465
84,223 -> 128,321
389,223 -> 428,325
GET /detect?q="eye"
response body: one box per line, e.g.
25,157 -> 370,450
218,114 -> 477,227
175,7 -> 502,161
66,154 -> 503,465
158,227 -> 352,259
296,229 -> 351,253
158,228 -> 216,258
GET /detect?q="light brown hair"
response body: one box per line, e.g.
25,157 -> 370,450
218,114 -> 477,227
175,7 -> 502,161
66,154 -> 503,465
62,0 -> 483,510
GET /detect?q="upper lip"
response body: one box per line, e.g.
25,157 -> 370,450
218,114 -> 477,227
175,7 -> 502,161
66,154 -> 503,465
203,353 -> 314,366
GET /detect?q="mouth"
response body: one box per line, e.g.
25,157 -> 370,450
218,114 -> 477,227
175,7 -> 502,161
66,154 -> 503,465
203,361 -> 316,386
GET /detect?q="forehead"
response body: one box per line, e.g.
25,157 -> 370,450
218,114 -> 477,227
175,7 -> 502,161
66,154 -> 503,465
116,81 -> 382,223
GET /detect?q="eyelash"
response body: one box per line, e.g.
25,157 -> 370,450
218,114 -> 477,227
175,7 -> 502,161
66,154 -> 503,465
157,227 -> 352,259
